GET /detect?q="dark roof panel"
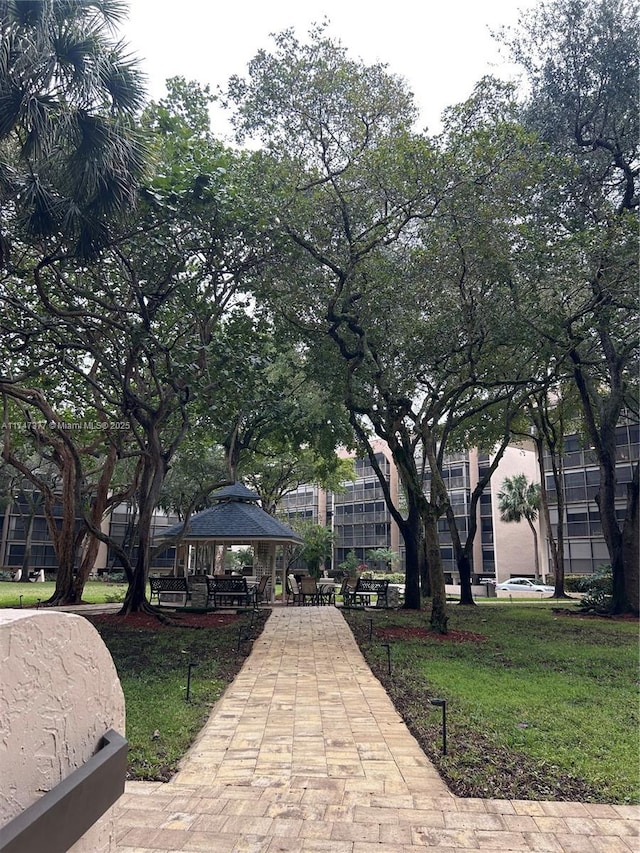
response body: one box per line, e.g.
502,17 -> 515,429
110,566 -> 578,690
212,482 -> 260,502
159,500 -> 302,543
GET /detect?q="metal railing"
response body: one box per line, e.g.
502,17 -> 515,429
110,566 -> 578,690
0,729 -> 127,853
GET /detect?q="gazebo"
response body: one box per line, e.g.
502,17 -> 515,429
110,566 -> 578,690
157,482 -> 303,603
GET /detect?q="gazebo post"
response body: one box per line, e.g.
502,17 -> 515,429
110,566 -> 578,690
269,544 -> 277,604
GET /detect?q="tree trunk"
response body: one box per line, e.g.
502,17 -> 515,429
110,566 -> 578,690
71,445 -> 119,604
621,464 -> 639,615
420,534 -> 431,598
420,436 -> 449,631
526,517 -> 541,582
424,508 -> 448,633
46,452 -> 84,605
570,356 -> 632,613
120,441 -> 169,614
535,431 -> 570,599
456,551 -> 475,606
446,504 -> 475,606
352,427 -> 424,609
120,510 -> 155,614
594,431 -> 627,613
0,417 -> 81,601
400,507 -> 423,610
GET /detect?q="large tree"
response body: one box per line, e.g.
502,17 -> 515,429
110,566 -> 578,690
226,26 -> 447,626
502,0 -> 639,613
0,0 -> 148,603
0,77 -> 275,609
0,365 -> 137,603
226,30 -> 545,631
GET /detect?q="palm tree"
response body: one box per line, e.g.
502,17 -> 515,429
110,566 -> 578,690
0,0 -> 147,260
497,473 -> 542,581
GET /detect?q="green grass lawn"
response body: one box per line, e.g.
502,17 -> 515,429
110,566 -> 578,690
0,579 -> 128,607
89,610 -> 269,780
345,602 -> 639,804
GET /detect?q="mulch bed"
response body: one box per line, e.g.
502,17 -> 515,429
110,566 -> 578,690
377,626 -> 486,643
88,611 -> 242,629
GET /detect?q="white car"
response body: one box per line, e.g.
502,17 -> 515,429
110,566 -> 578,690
496,577 -> 555,594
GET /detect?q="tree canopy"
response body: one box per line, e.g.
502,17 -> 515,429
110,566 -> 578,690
0,0 -> 637,618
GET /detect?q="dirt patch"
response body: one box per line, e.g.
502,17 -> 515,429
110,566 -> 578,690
88,611 -> 242,630
366,653 -> 603,804
378,626 -> 486,643
552,607 -> 639,622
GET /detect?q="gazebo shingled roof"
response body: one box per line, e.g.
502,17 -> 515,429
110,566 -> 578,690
159,482 -> 302,545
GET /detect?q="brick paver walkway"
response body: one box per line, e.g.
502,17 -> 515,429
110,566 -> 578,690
115,606 -> 639,852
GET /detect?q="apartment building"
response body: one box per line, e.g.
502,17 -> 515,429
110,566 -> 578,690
541,418 -> 639,575
279,440 -> 542,583
0,497 -> 177,576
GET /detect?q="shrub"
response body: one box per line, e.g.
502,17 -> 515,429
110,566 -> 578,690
564,574 -> 587,592
105,589 -> 127,603
338,551 -> 360,577
577,565 -> 613,613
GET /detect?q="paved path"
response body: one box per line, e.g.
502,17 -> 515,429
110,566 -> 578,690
115,606 -> 639,852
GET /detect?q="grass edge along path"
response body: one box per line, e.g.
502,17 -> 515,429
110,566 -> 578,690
0,580 -> 128,608
345,602 -> 639,805
88,609 -> 269,781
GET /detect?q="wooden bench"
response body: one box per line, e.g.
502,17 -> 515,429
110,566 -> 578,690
149,576 -> 190,606
344,577 -> 390,609
206,576 -> 256,609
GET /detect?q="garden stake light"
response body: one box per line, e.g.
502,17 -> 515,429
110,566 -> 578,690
381,643 -> 392,675
186,661 -> 198,702
430,698 -> 447,755
368,617 -> 373,640
237,625 -> 250,653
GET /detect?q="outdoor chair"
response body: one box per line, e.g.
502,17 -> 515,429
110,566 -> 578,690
255,574 -> 270,604
286,575 -> 302,605
318,582 -> 336,605
300,575 -> 320,605
340,576 -> 357,608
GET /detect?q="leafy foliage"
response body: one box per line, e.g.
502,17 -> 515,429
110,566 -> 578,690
0,0 -> 147,258
499,0 -> 639,612
577,564 -> 614,614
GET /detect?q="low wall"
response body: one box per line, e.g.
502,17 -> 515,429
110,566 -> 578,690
445,584 -> 496,598
0,610 -> 125,852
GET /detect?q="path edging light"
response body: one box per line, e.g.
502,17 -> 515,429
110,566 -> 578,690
430,698 -> 447,755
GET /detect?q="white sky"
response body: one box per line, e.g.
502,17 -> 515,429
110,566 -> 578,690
121,0 -> 539,139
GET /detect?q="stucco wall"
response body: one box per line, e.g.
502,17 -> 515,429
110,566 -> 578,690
491,444 -> 546,582
0,610 -> 125,852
